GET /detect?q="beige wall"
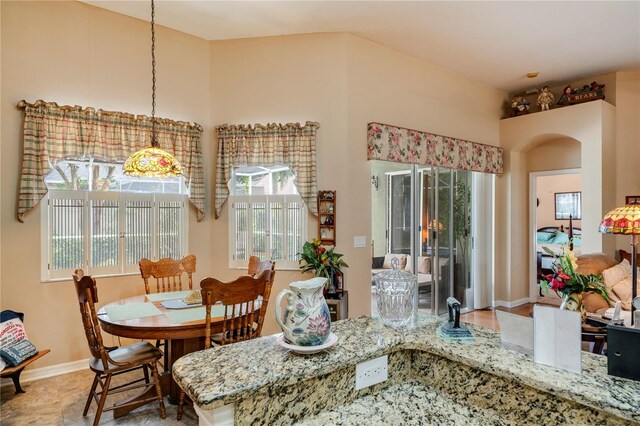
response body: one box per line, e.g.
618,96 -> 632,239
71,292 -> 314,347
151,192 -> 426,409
528,139 -> 582,228
1,1 -> 212,367
4,1 -> 634,369
208,33 -> 506,333
498,100 -> 618,303
526,137 -> 581,172
535,173 -> 582,229
345,34 -> 506,315
614,72 -> 640,252
209,33 -> 349,336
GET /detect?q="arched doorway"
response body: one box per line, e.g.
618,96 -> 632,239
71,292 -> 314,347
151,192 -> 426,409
496,101 -> 616,307
525,136 -> 582,302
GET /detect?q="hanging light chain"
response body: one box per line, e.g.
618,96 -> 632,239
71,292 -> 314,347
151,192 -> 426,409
151,0 -> 157,147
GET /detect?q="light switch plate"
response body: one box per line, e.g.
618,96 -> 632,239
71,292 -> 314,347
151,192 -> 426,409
353,236 -> 366,248
355,355 -> 388,390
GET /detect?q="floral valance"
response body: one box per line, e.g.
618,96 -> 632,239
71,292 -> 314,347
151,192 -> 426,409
367,122 -> 503,174
215,121 -> 319,218
17,100 -> 205,222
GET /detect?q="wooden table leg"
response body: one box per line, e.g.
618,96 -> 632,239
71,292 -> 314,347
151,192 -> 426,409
168,337 -> 204,404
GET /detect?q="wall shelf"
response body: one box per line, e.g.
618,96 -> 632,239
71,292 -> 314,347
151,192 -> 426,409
318,190 -> 336,246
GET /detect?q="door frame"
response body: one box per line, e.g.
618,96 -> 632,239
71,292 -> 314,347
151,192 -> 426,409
528,168 -> 582,302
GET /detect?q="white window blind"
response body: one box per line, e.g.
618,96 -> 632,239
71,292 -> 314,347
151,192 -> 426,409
43,190 -> 188,281
229,194 -> 306,269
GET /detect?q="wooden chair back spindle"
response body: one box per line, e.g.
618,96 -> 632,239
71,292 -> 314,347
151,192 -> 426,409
139,255 -> 196,294
247,256 -> 276,337
73,269 -> 109,370
200,270 -> 272,349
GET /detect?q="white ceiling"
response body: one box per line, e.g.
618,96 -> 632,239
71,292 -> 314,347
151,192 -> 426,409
83,1 -> 640,93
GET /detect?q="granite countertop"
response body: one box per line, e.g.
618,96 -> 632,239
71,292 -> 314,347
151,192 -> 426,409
173,315 -> 640,423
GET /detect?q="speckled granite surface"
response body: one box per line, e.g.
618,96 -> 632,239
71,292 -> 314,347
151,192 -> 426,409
294,381 -> 511,426
173,315 -> 640,424
234,351 -> 412,426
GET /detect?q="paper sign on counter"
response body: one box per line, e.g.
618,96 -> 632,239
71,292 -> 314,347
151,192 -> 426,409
533,305 -> 581,374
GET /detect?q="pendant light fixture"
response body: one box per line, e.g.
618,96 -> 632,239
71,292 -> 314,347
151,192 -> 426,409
123,0 -> 182,178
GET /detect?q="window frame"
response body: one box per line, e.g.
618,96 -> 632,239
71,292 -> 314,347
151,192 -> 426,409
41,189 -> 189,282
228,193 -> 307,271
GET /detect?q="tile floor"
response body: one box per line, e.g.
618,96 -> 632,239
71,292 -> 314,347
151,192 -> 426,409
0,369 -> 197,426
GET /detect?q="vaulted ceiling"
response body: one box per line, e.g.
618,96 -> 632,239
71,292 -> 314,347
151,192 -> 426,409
83,1 -> 640,93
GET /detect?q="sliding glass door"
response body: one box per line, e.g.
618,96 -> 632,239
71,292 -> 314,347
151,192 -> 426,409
379,163 -> 473,316
388,173 -> 412,254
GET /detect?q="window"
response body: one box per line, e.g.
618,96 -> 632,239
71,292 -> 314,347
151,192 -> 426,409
555,191 -> 581,220
228,166 -> 307,269
41,160 -> 188,281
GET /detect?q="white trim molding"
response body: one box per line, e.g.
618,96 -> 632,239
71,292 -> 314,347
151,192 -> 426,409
493,298 -> 531,309
0,358 -> 88,390
528,168 -> 582,302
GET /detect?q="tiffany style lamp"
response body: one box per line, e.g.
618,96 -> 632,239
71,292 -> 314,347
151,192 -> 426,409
599,201 -> 640,325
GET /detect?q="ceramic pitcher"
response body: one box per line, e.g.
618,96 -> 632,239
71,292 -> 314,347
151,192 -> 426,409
275,277 -> 332,346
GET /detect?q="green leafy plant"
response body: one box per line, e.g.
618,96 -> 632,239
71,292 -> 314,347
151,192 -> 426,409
298,239 -> 348,281
453,177 -> 471,265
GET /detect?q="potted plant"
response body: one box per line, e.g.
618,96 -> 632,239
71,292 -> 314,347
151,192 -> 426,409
298,239 -> 348,294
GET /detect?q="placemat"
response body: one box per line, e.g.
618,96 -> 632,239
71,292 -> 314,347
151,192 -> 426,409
104,302 -> 162,322
164,304 -> 226,324
145,291 -> 191,302
161,299 -> 202,310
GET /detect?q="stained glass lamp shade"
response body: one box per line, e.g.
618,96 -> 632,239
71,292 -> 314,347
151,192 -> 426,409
123,0 -> 182,179
123,145 -> 182,177
599,201 -> 640,325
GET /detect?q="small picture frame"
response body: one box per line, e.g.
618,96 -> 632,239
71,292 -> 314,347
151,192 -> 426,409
555,192 -> 581,220
625,195 -> 640,205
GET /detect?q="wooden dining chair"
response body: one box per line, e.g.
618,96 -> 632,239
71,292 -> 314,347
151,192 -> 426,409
73,270 -> 166,426
139,255 -> 196,369
176,270 -> 273,420
247,256 -> 276,338
139,255 -> 196,294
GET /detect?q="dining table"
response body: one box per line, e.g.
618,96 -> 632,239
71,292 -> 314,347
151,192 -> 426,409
97,290 -> 242,417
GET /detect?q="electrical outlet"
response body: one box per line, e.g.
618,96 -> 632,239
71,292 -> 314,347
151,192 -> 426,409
355,355 -> 388,390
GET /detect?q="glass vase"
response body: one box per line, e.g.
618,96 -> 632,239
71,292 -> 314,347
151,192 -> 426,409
560,292 -> 586,323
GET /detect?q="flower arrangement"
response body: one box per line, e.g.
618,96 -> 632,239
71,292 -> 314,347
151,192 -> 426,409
298,239 -> 348,283
539,246 -> 608,309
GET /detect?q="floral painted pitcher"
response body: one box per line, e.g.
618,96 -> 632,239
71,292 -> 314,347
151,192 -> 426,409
275,277 -> 332,346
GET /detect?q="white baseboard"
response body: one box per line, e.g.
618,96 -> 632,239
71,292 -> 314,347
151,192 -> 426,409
1,358 -> 88,389
493,298 -> 531,308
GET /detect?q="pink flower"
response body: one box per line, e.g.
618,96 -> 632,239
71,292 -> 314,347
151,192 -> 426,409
308,314 -> 329,336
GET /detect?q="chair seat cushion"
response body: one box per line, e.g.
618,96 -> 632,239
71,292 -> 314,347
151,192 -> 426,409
90,341 -> 162,372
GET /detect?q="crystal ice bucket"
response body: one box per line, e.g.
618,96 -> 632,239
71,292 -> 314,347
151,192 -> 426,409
374,258 -> 417,328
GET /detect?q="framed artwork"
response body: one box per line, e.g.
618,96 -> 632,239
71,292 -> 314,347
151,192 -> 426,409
625,195 -> 640,205
555,192 -> 581,220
